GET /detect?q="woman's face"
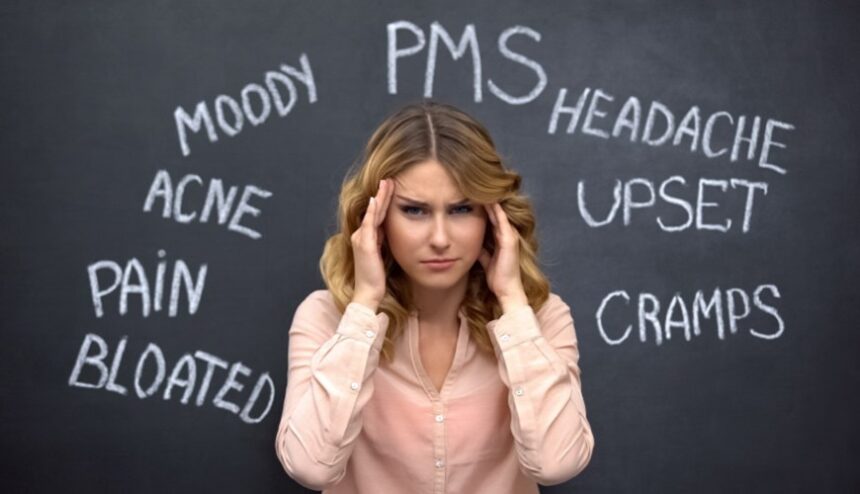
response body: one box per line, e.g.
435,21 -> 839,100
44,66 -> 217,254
383,159 -> 488,293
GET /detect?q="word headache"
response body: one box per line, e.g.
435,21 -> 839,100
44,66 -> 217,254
174,53 -> 317,156
578,175 -> 768,233
596,284 -> 784,346
143,169 -> 272,240
88,250 -> 206,318
68,333 -> 274,424
549,87 -> 795,174
388,20 -> 548,105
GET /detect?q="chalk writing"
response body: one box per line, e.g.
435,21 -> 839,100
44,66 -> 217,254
68,332 -> 274,424
175,54 -> 317,156
595,284 -> 784,345
87,250 -> 207,318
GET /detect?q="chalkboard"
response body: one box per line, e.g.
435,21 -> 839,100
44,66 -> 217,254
2,0 -> 858,492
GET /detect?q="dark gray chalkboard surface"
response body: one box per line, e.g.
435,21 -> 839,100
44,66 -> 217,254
2,0 -> 858,492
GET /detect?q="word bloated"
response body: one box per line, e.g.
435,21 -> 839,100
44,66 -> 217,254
68,333 -> 275,424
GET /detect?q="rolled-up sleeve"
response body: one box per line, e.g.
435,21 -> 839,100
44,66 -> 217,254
275,292 -> 390,490
486,293 -> 595,486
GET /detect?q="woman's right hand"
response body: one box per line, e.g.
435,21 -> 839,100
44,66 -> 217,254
351,179 -> 394,312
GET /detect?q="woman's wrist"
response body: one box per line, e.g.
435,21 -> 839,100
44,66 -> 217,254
351,294 -> 380,313
499,293 -> 529,313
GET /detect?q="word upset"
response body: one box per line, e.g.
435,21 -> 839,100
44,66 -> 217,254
577,176 -> 768,233
174,53 -> 317,156
68,332 -> 274,424
143,169 -> 273,240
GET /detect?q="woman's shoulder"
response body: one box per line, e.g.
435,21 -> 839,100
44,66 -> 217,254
534,291 -> 577,334
299,288 -> 337,307
287,289 -> 348,342
536,291 -> 573,317
292,289 -> 342,323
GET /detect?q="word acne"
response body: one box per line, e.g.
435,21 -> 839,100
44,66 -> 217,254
143,169 -> 272,240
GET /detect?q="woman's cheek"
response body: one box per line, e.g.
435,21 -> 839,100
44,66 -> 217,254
468,217 -> 488,251
385,217 -> 414,257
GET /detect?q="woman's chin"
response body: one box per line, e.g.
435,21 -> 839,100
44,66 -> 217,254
405,269 -> 463,289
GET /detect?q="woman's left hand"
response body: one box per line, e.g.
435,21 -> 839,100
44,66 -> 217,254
478,203 -> 529,313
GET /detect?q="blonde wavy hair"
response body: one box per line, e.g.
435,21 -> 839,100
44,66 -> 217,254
320,100 -> 551,363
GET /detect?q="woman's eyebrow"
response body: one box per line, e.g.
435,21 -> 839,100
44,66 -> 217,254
394,194 -> 470,207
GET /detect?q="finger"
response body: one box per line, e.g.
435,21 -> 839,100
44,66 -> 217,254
382,178 -> 395,216
377,179 -> 394,226
486,203 -> 503,241
484,203 -> 497,226
494,203 -> 514,240
362,196 -> 376,241
366,196 -> 376,222
373,180 -> 386,226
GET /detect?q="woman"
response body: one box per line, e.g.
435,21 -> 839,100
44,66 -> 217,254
275,101 -> 594,493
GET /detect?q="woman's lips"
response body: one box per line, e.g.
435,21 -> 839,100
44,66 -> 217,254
421,259 -> 457,270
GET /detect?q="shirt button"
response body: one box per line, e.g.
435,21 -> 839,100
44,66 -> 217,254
435,414 -> 444,423
350,382 -> 359,391
514,387 -> 524,396
500,334 -> 510,343
435,458 -> 444,468
365,330 -> 375,339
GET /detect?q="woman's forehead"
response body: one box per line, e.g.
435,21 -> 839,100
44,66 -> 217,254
392,160 -> 466,201
393,179 -> 467,205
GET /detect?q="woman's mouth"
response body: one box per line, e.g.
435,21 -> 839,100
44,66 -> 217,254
421,259 -> 457,271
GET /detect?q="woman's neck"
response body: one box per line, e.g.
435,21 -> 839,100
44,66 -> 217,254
411,278 -> 467,331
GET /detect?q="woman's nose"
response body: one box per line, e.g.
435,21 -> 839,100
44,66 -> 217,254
429,215 -> 451,248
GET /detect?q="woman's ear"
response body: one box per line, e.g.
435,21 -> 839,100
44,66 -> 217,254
482,226 -> 495,253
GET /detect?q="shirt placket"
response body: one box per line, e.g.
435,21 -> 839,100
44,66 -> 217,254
432,398 -> 446,493
410,311 -> 467,494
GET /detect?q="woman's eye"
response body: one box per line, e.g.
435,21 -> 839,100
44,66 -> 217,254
400,205 -> 473,216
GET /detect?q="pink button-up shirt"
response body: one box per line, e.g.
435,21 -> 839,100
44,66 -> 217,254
275,289 -> 594,493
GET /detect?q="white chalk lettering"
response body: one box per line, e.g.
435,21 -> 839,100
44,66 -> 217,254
68,333 -> 128,395
163,353 -> 197,404
549,86 -> 794,173
87,250 -> 207,318
68,333 -> 110,389
425,22 -> 482,101
174,54 -> 316,156
193,351 -> 229,406
486,26 -> 547,105
240,373 -> 275,424
387,20 -> 546,104
143,169 -> 272,239
135,343 -> 166,398
213,361 -> 252,414
577,176 -> 769,233
68,333 -> 276,425
596,284 -> 784,346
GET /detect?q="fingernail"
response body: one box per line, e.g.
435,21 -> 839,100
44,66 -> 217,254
370,197 -> 375,204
